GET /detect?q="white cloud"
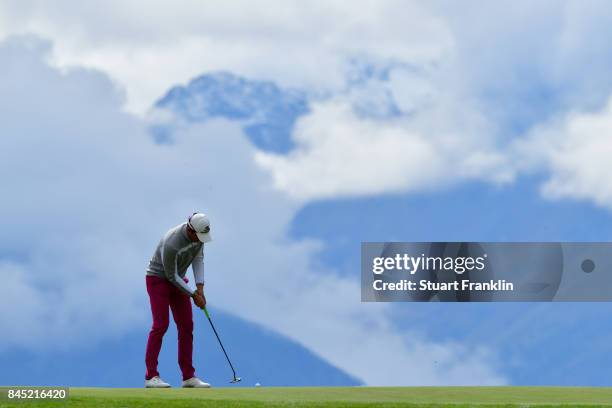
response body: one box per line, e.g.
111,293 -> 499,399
516,97 -> 612,209
6,1 -> 612,204
249,0 -> 612,201
0,0 -> 452,114
4,1 -> 612,204
256,91 -> 513,201
0,37 -> 505,385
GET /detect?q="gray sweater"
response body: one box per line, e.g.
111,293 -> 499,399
146,222 -> 204,295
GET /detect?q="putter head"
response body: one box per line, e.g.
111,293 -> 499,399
230,377 -> 241,384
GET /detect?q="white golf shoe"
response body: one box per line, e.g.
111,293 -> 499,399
145,376 -> 171,388
182,377 -> 211,388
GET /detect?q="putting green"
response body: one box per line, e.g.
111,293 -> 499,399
2,386 -> 612,407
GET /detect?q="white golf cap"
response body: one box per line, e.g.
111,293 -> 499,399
188,213 -> 212,243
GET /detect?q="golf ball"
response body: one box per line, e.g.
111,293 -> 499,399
255,383 -> 261,387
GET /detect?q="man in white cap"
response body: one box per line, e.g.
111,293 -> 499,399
144,212 -> 212,388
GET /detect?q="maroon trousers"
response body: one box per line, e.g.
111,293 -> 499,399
145,275 -> 195,381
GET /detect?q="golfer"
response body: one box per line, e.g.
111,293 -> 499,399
144,212 -> 212,388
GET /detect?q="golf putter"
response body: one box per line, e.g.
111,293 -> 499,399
202,306 -> 242,383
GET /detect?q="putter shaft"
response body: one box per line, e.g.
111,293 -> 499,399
203,307 -> 240,382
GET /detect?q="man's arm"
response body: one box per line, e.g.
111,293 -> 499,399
192,246 -> 204,288
161,243 -> 193,296
192,247 -> 206,305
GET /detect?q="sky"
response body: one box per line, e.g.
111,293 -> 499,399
2,0 -> 612,386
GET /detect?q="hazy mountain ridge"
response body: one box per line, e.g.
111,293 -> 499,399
154,72 -> 308,153
0,308 -> 360,387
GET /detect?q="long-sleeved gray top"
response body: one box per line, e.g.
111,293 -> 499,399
146,222 -> 204,295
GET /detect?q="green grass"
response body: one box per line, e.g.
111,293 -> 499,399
2,386 -> 612,407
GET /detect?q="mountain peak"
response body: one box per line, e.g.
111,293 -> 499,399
155,71 -> 309,153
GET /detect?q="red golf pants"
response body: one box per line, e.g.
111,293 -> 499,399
145,275 -> 196,381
